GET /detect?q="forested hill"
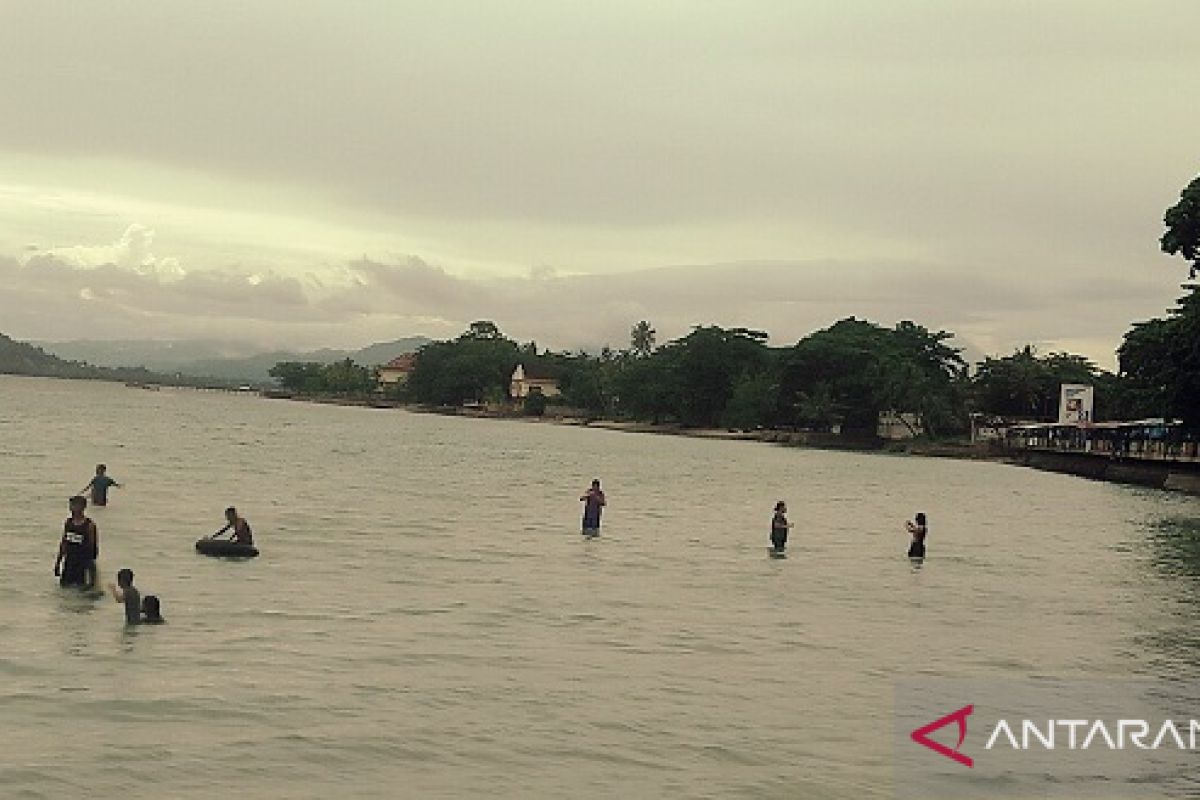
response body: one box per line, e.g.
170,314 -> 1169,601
0,332 -> 171,384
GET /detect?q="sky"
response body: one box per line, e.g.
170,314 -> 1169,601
1,1 -> 1198,367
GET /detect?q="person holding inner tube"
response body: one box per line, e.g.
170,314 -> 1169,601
212,506 -> 253,546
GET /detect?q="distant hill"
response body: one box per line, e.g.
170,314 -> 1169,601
38,336 -> 432,383
0,332 -> 175,384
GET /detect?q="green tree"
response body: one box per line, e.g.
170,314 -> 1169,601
613,348 -> 683,423
778,318 -> 965,436
1162,175 -> 1200,278
406,323 -> 521,405
670,326 -> 772,427
269,361 -> 327,393
722,371 -> 777,430
321,358 -> 374,394
614,326 -> 773,427
630,320 -> 656,358
523,389 -> 548,416
559,356 -> 610,416
463,320 -> 504,340
880,321 -> 967,436
1118,288 -> 1200,427
972,347 -> 1099,420
778,318 -> 894,432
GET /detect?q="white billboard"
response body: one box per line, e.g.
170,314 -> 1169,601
1059,383 -> 1094,424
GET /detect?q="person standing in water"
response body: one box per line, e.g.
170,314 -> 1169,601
81,464 -> 120,507
213,506 -> 253,545
771,501 -> 791,553
55,495 -> 98,588
107,568 -> 141,625
905,512 -> 927,559
580,480 -> 606,535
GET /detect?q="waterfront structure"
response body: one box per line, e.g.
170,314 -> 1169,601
377,354 -> 417,390
509,363 -> 561,400
1006,419 -> 1198,461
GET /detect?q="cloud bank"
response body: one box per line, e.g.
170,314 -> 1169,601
1,234 -> 1178,367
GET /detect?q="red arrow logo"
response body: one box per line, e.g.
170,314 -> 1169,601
910,704 -> 974,767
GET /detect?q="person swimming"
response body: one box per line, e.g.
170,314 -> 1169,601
212,507 -> 253,545
906,512 -> 927,559
55,495 -> 98,588
771,501 -> 791,553
81,463 -> 120,507
141,595 -> 165,624
580,480 -> 606,535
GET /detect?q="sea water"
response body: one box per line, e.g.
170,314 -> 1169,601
2,375 -> 1199,799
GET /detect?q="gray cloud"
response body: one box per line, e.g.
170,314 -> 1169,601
1,3 -> 1196,262
4,248 -> 1175,369
1,2 -> 1197,364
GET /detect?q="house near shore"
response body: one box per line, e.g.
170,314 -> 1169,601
510,363 -> 561,400
377,354 -> 417,390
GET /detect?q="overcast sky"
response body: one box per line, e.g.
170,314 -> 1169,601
1,1 -> 1198,366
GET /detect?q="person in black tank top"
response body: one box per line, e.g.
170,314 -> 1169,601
56,495 -> 97,588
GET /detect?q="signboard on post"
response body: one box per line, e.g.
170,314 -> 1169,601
1059,383 -> 1094,424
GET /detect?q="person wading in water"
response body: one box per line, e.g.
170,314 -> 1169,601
580,480 -> 606,535
905,512 -> 928,559
55,495 -> 98,588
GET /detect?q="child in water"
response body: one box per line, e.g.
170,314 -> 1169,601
107,568 -> 141,625
905,512 -> 927,559
771,501 -> 791,553
141,595 -> 165,624
81,464 -> 120,507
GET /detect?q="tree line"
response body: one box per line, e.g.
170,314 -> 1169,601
266,173 -> 1200,434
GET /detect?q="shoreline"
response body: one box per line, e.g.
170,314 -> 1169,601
262,389 -> 1008,462
9,374 -> 1198,495
262,391 -> 1200,495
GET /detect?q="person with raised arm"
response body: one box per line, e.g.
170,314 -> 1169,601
906,512 -> 928,559
580,480 -> 606,535
81,464 -> 120,507
107,568 -> 141,625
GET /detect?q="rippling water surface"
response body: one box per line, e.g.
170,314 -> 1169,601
3,375 -> 1200,799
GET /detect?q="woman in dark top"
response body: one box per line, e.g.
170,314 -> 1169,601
55,495 -> 98,588
905,512 -> 927,559
771,501 -> 791,553
580,480 -> 606,535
